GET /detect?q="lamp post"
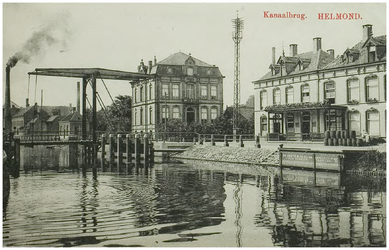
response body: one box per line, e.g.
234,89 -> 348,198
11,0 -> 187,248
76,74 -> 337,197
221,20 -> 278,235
164,91 -> 167,141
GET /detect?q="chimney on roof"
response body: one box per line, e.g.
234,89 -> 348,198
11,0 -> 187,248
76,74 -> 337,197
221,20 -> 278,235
26,98 -> 30,107
148,60 -> 152,74
327,49 -> 335,59
363,24 -> 373,41
289,44 -> 298,57
313,37 -> 322,52
272,47 -> 276,65
154,56 -> 157,65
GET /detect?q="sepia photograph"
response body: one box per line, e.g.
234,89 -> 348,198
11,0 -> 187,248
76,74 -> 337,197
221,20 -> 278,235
2,2 -> 386,247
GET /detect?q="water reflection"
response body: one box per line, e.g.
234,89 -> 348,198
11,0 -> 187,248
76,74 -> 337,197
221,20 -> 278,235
2,159 -> 386,247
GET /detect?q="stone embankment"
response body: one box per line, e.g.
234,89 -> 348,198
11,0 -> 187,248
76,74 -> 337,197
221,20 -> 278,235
173,145 -> 279,166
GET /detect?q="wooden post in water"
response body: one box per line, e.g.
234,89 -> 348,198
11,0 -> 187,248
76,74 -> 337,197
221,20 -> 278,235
135,134 -> 140,163
143,134 -> 149,165
117,134 -> 123,172
13,135 -> 20,178
126,134 -> 132,172
109,134 -> 114,172
68,135 -> 78,172
101,134 -> 106,172
82,145 -> 87,176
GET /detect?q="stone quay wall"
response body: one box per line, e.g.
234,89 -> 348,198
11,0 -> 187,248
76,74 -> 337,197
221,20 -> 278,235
173,145 -> 279,166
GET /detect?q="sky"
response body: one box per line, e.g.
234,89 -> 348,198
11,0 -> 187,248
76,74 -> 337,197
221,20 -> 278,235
3,2 -> 387,109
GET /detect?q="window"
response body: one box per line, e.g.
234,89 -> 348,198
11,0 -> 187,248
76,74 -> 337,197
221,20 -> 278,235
211,86 -> 217,99
140,86 -> 143,102
349,111 -> 360,135
287,113 -> 294,132
368,46 -> 376,63
167,67 -> 173,74
366,111 -> 379,136
140,108 -> 143,125
187,84 -> 195,99
273,88 -> 281,104
149,107 -> 153,124
134,89 -> 137,103
201,85 -> 207,98
173,84 -> 179,98
325,109 -> 343,131
211,108 -> 217,123
162,106 -> 169,123
134,109 -> 137,125
149,84 -> 153,100
347,78 -> 360,102
324,81 -> 335,104
261,116 -> 267,134
162,84 -> 169,97
301,84 -> 310,103
187,67 -> 194,76
366,75 -> 379,102
201,107 -> 208,123
286,86 -> 294,104
173,106 -> 180,119
260,91 -> 267,110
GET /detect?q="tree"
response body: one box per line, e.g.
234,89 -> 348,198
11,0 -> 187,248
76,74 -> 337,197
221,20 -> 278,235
96,95 -> 132,133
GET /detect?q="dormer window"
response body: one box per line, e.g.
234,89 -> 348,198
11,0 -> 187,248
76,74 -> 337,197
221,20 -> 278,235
368,46 -> 376,62
207,69 -> 213,75
167,67 -> 173,74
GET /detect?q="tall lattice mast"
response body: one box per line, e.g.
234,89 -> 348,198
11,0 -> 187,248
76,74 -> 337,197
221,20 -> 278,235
232,12 -> 243,132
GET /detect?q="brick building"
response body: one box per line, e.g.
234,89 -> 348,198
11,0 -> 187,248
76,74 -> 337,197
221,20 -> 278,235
253,24 -> 386,140
132,52 -> 224,134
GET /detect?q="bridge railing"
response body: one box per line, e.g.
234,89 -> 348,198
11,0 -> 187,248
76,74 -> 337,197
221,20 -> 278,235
198,134 -> 255,142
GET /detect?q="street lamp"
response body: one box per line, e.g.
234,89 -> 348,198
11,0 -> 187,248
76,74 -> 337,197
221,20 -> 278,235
164,91 -> 167,141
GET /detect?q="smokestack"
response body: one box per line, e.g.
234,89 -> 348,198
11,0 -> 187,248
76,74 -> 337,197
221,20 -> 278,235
327,49 -> 335,59
148,60 -> 153,74
313,37 -> 322,52
4,66 -> 12,133
289,44 -> 298,57
77,81 -> 80,113
154,56 -> 157,65
363,24 -> 373,41
272,47 -> 276,65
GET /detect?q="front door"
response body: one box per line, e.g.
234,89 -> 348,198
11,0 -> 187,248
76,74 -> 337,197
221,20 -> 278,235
301,112 -> 311,140
186,107 -> 195,123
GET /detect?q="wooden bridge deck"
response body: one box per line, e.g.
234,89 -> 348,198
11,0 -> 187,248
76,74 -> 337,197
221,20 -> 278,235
19,140 -> 95,146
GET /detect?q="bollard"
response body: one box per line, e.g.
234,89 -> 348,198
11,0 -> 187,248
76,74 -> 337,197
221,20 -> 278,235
117,134 -> 123,172
239,135 -> 244,147
101,134 -> 106,171
135,134 -> 140,163
255,135 -> 261,148
144,134 -> 149,165
224,135 -> 229,147
68,135 -> 78,171
199,137 -> 203,145
211,135 -> 215,146
198,134 -> 201,144
193,137 -> 196,144
109,134 -> 114,171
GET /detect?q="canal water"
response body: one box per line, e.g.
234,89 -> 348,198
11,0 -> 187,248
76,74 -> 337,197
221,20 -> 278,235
3,148 -> 386,247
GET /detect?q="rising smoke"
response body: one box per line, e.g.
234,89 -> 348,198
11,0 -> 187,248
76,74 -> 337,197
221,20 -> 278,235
7,11 -> 72,68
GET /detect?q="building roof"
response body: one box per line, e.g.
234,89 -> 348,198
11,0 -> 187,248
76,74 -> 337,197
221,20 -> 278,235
256,33 -> 386,83
157,52 -> 214,67
46,115 -> 61,123
13,106 -> 35,118
60,111 -> 83,122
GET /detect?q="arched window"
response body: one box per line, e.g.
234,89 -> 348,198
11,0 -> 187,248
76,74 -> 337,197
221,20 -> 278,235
273,88 -> 281,104
140,86 -> 144,102
365,75 -> 379,102
162,106 -> 169,123
149,84 -> 153,100
134,109 -> 137,125
201,107 -> 208,123
286,86 -> 294,104
173,106 -> 180,119
324,81 -> 336,104
349,110 -> 360,136
187,84 -> 195,99
347,77 -> 360,103
173,84 -> 179,98
366,109 -> 380,136
149,107 -> 153,124
260,90 -> 267,110
134,89 -> 137,103
140,108 -> 143,125
211,107 -> 218,123
301,84 -> 310,103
